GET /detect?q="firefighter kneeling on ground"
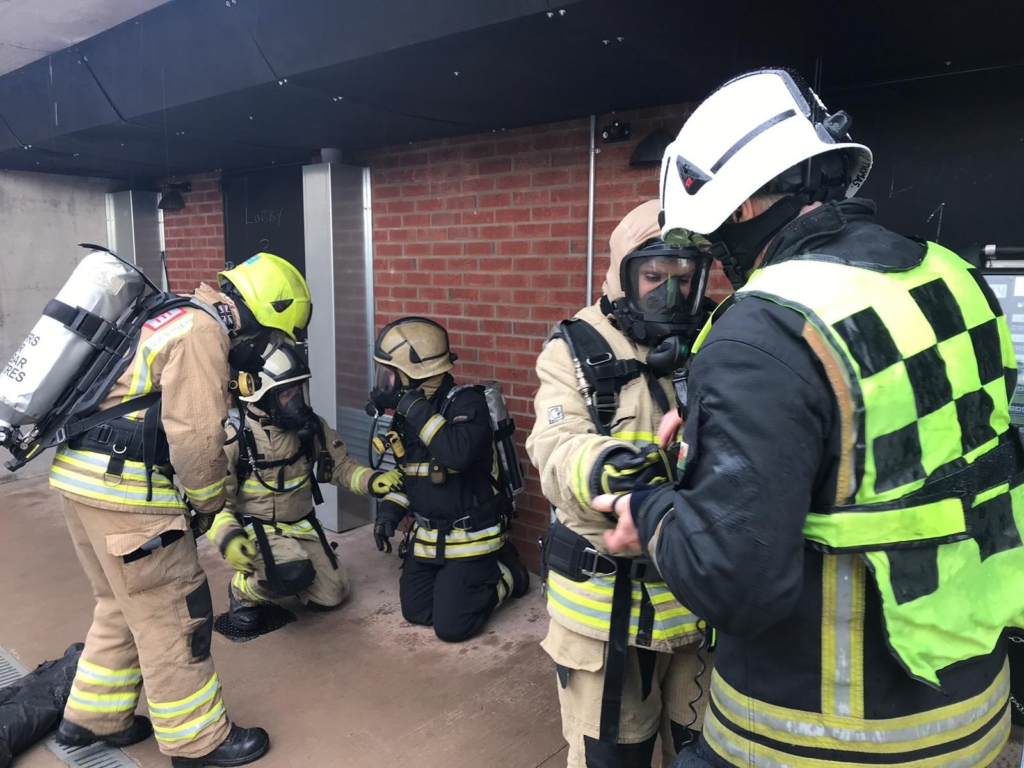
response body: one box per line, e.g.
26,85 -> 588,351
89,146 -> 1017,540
48,252 -> 311,767
527,200 -> 716,768
368,316 -> 530,642
208,338 -> 403,630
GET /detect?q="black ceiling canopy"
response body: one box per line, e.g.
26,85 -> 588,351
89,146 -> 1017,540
0,0 -> 1020,180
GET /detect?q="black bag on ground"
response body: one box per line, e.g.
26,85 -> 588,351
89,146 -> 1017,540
0,642 -> 83,768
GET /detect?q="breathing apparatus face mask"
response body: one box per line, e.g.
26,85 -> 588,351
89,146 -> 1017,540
612,244 -> 714,374
365,365 -> 413,416
258,381 -> 315,433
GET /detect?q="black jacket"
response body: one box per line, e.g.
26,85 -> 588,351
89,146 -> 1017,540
378,374 -> 497,526
636,200 -> 1006,762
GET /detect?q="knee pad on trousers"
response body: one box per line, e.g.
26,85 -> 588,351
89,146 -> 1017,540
582,733 -> 658,768
268,559 -> 316,597
186,579 -> 214,661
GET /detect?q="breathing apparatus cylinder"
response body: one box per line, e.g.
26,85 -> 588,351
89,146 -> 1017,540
482,380 -> 524,497
0,250 -> 146,429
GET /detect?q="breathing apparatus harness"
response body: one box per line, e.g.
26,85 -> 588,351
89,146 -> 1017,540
0,245 -> 239,503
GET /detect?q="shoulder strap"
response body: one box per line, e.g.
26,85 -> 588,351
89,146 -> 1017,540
558,318 -> 641,433
440,383 -> 484,419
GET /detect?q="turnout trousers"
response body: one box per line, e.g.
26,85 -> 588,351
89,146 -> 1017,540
60,495 -> 231,758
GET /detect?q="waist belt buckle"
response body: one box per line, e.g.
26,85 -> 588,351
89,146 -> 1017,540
630,559 -> 651,581
580,547 -> 617,579
452,515 -> 472,532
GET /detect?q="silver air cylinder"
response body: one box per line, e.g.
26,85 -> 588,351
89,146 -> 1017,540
0,250 -> 146,428
482,380 -> 525,497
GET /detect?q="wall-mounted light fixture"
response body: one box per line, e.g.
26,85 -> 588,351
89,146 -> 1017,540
158,182 -> 192,211
629,128 -> 675,168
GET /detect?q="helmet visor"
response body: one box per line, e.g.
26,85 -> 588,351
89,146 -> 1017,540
373,363 -> 399,395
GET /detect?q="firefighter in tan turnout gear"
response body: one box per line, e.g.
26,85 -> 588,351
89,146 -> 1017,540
208,338 -> 403,629
526,200 -> 716,768
46,252 -> 311,767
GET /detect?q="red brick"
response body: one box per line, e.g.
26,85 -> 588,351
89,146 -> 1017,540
513,154 -> 551,171
402,214 -> 431,227
478,192 -> 512,208
401,184 -> 429,197
465,143 -> 496,159
536,241 -> 569,257
495,207 -> 532,224
499,241 -> 530,256
463,177 -> 496,192
514,223 -> 551,238
478,159 -> 512,175
531,205 -> 572,221
533,169 -> 572,186
481,225 -> 513,240
466,242 -> 495,256
445,195 -> 478,210
461,210 -> 495,225
496,174 -> 531,190
512,190 -> 550,205
405,243 -> 431,256
415,198 -> 445,212
551,186 -> 589,203
432,242 -> 464,256
387,200 -> 416,213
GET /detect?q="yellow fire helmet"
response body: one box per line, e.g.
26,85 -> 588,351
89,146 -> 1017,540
372,317 -> 456,384
219,252 -> 312,340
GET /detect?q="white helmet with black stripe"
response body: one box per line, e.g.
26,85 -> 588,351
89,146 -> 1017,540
659,68 -> 873,287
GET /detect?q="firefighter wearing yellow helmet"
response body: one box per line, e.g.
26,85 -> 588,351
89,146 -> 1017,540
49,251 -> 310,767
368,317 -> 530,642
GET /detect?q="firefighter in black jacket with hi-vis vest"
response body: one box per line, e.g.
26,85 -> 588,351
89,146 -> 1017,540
368,317 -> 530,642
597,68 -> 1024,768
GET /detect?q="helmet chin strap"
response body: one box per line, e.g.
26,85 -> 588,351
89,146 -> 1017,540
711,194 -> 808,290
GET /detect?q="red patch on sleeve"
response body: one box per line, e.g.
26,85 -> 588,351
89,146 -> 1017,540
144,307 -> 187,331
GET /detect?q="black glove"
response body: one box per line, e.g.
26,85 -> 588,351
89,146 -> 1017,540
368,387 -> 403,414
589,443 -> 673,501
374,520 -> 396,554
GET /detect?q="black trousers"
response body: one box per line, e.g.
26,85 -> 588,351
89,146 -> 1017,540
399,553 -> 502,642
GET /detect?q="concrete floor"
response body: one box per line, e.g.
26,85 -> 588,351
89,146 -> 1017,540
1,474 -> 1021,767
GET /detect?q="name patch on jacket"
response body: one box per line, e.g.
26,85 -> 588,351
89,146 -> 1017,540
145,307 -> 187,331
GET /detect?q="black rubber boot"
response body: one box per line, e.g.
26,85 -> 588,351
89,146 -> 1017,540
170,724 -> 270,767
56,715 -> 153,748
498,541 -> 530,598
228,588 -> 262,632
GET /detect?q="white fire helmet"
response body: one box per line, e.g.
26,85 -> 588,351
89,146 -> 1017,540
659,68 -> 873,241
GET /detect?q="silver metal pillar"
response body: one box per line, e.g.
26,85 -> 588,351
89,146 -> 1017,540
105,191 -> 162,281
302,163 -> 375,532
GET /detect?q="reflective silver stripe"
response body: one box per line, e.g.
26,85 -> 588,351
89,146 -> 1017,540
383,492 -> 409,508
833,554 -> 855,717
419,414 -> 445,445
709,664 -> 1010,748
404,463 -> 430,476
152,703 -> 227,743
705,704 -> 1009,768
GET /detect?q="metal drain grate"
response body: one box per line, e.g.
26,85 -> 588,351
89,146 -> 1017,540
0,645 -> 138,767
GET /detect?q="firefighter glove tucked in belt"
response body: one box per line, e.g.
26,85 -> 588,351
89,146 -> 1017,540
587,443 -> 672,507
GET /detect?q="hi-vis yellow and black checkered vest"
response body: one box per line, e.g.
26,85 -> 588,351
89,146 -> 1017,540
692,242 -> 1024,686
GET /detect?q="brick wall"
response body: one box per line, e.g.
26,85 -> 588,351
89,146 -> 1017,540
354,103 -> 729,569
161,105 -> 731,569
163,171 -> 226,292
